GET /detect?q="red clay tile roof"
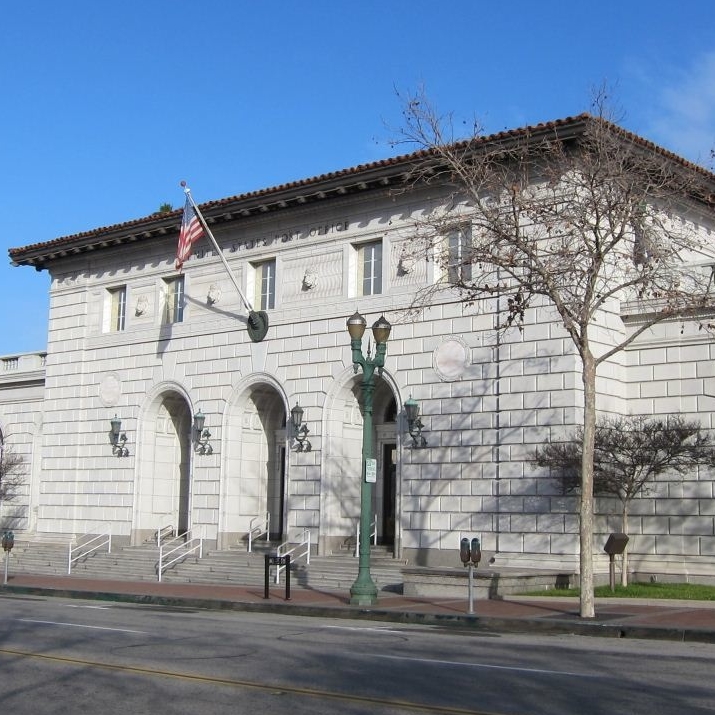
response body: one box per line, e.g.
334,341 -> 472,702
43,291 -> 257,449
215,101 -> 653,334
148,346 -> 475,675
9,113 -> 715,268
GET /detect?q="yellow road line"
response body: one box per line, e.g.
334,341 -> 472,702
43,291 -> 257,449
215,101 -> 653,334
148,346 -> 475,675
0,647 -> 505,715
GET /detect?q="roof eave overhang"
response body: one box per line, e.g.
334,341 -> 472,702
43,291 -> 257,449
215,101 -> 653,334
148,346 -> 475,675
9,159 -> 419,270
10,113 -> 714,270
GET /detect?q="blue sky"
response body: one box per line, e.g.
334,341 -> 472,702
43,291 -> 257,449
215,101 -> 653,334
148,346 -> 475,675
2,0 -> 714,354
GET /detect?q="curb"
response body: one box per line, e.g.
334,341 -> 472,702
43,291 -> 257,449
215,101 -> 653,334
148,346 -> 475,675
4,583 -> 715,644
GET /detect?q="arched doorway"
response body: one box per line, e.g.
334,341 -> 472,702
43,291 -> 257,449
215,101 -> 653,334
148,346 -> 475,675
322,371 -> 398,555
375,397 -> 397,547
134,390 -> 192,544
220,379 -> 287,547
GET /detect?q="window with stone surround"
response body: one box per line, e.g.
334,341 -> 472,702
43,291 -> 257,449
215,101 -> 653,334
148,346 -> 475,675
443,224 -> 472,284
249,259 -> 276,310
105,285 -> 127,332
162,276 -> 185,324
356,240 -> 383,296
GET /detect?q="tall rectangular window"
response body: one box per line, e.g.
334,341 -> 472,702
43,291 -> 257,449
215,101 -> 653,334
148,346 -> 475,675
162,276 -> 185,324
445,225 -> 472,284
253,259 -> 276,310
109,286 -> 126,331
358,241 -> 382,296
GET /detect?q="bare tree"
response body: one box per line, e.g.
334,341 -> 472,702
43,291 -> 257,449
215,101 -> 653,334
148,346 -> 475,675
0,441 -> 26,527
395,90 -> 715,617
534,415 -> 715,585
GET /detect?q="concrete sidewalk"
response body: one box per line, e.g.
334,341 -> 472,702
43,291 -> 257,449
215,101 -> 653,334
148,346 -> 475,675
3,572 -> 715,643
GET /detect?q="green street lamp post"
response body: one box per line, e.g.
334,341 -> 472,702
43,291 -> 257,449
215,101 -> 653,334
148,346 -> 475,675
346,311 -> 391,606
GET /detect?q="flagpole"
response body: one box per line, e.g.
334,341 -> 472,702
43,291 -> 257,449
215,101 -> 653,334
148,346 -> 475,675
182,182 -> 252,312
181,181 -> 269,342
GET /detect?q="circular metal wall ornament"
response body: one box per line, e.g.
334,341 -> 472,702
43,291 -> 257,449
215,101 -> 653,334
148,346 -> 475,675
247,311 -> 269,342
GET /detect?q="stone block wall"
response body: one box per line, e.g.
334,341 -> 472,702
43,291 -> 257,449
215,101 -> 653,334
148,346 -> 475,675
8,186 -> 715,578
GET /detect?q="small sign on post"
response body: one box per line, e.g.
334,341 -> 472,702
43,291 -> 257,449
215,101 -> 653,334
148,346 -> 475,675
365,458 -> 377,483
604,533 -> 629,592
264,553 -> 291,600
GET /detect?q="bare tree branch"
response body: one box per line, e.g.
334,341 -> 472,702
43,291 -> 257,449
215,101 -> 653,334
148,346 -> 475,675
534,415 -> 715,585
395,88 -> 715,616
0,442 -> 26,504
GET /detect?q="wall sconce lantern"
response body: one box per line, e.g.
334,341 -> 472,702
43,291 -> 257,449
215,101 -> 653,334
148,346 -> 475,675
193,409 -> 213,455
290,402 -> 311,452
404,396 -> 427,448
109,415 -> 129,457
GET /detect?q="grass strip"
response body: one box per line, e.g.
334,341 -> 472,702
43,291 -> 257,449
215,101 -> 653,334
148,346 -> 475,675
525,582 -> 715,600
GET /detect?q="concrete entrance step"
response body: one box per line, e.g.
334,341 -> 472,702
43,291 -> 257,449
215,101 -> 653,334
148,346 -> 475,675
163,548 -> 406,592
5,541 -> 578,599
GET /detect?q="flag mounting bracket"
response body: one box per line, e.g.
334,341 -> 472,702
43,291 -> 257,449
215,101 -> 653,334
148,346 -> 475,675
247,310 -> 269,342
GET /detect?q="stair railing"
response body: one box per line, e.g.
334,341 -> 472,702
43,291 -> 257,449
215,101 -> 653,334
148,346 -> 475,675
274,529 -> 310,584
157,530 -> 203,582
156,523 -> 174,546
248,512 -> 270,552
354,515 -> 377,557
68,523 -> 112,574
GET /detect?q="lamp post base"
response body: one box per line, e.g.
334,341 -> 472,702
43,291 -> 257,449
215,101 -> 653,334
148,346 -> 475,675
350,578 -> 378,606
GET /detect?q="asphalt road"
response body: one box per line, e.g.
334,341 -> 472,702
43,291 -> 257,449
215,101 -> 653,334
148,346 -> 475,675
1,593 -> 715,715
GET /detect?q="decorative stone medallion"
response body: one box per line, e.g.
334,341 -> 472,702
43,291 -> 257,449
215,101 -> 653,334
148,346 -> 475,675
99,373 -> 122,407
433,336 -> 469,382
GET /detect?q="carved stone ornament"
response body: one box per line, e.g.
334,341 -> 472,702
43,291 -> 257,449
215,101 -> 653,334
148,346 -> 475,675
134,294 -> 149,316
207,283 -> 222,304
302,268 -> 318,290
398,254 -> 415,275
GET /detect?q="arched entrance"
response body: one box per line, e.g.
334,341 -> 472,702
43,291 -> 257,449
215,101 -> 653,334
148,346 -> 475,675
322,371 -> 398,555
220,379 -> 287,548
134,389 -> 192,544
375,397 -> 397,547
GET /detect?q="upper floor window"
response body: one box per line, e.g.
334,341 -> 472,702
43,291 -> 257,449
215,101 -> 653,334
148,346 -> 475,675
162,276 -> 185,324
444,225 -> 472,284
252,259 -> 276,310
102,285 -> 126,333
109,286 -> 126,331
357,240 -> 382,296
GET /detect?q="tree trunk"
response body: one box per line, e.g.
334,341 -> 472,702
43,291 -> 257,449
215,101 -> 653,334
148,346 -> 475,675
621,504 -> 629,587
580,351 -> 597,618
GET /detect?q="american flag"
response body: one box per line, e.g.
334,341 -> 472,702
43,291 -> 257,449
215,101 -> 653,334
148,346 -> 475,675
175,196 -> 205,270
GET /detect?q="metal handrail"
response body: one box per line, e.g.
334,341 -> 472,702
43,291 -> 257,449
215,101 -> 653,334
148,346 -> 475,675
248,512 -> 270,552
156,523 -> 174,546
157,530 -> 203,582
354,515 -> 377,557
275,529 -> 310,584
68,524 -> 112,574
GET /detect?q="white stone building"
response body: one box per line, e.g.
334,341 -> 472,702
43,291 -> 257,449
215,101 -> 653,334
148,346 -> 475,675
5,115 -> 715,580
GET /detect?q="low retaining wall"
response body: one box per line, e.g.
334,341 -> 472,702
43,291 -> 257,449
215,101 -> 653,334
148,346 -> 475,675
403,567 -> 575,599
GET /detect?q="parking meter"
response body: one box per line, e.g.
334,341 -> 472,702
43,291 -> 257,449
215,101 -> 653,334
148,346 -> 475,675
460,535 -> 481,615
470,537 -> 481,565
460,537 -> 471,564
2,531 -> 13,585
